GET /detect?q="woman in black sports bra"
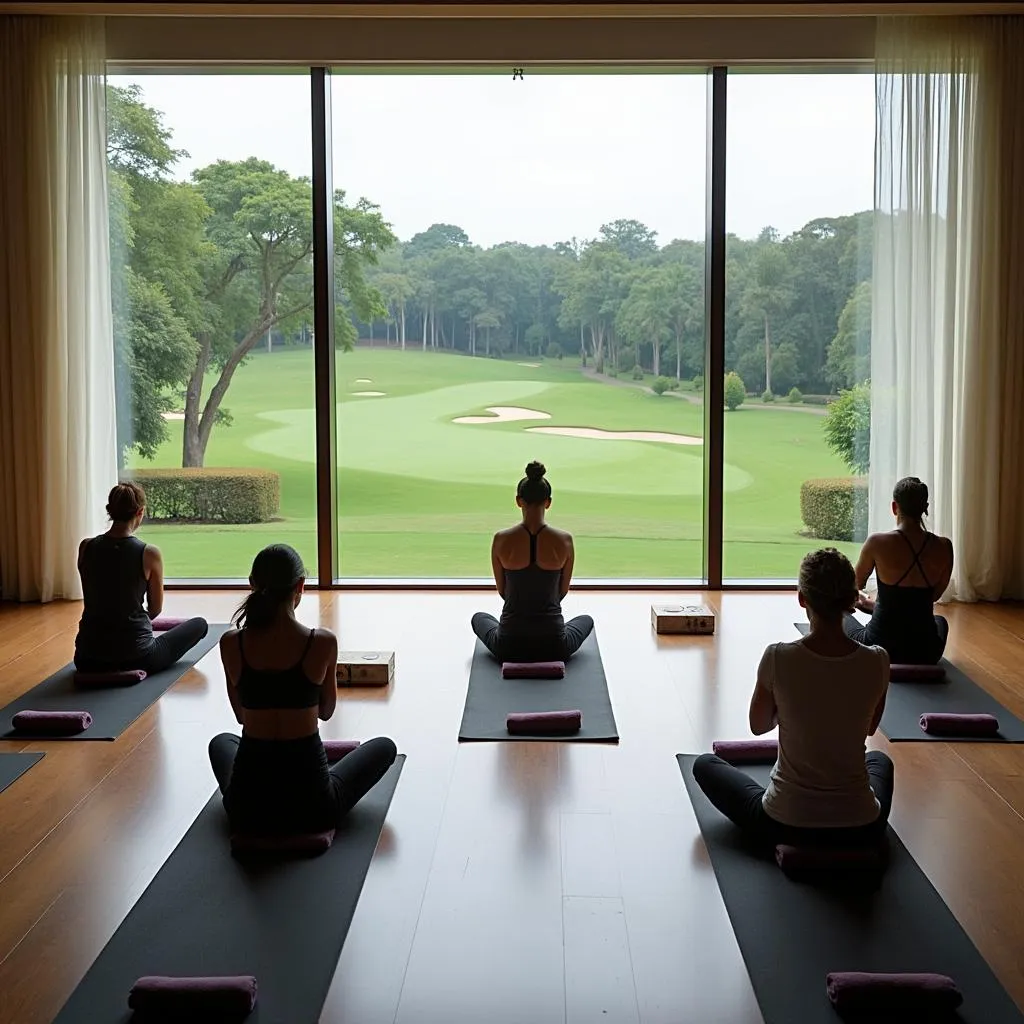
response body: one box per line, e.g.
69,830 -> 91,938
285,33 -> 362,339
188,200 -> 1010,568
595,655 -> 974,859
845,477 -> 954,665
471,462 -> 594,663
208,544 -> 397,836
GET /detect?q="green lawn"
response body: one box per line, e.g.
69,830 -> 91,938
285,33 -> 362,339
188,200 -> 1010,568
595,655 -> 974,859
128,347 -> 858,579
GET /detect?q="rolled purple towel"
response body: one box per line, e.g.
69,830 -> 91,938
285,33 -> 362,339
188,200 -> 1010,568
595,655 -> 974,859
128,975 -> 257,1018
891,663 -> 946,682
919,712 -> 999,737
506,710 -> 582,735
323,739 -> 360,763
502,661 -> 566,679
149,617 -> 186,632
230,829 -> 335,856
775,844 -> 883,879
825,972 -> 963,1014
711,739 -> 779,765
11,710 -> 92,735
74,669 -> 147,688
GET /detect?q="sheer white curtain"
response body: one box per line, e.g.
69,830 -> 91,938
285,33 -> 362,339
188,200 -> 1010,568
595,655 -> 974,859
871,16 -> 1024,601
0,16 -> 117,602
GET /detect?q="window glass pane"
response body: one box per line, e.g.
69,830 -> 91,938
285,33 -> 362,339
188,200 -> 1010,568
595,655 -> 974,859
331,70 -> 707,580
723,72 -> 873,580
108,72 -> 316,579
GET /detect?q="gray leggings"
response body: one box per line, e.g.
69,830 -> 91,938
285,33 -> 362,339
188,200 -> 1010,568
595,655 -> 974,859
471,612 -> 594,662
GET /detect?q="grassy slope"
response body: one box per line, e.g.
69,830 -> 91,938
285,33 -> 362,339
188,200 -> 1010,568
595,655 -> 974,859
129,348 -> 858,578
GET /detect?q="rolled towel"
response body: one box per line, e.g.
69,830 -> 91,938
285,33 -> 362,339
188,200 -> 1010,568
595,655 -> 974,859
128,975 -> 257,1018
230,829 -> 335,856
825,972 -> 963,1014
502,661 -> 566,679
74,669 -> 147,688
323,739 -> 361,763
149,617 -> 186,632
11,710 -> 92,736
890,663 -> 946,682
919,712 -> 1000,737
775,844 -> 884,881
506,710 -> 582,735
711,739 -> 779,765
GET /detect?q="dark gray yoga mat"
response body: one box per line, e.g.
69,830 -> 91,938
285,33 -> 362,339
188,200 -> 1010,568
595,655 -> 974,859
0,752 -> 44,794
678,755 -> 1024,1024
0,625 -> 230,741
459,632 -> 618,742
794,622 -> 1024,742
53,755 -> 404,1024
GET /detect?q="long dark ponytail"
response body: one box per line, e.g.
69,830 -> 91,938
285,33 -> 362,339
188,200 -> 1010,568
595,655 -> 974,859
234,544 -> 306,631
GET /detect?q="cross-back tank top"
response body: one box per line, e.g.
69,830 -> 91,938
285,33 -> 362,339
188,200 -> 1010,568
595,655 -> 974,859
236,627 -> 322,709
499,524 -> 564,637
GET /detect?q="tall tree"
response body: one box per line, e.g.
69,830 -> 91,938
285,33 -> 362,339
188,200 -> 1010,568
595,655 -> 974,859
599,219 -> 658,260
740,236 -> 792,395
825,280 -> 872,389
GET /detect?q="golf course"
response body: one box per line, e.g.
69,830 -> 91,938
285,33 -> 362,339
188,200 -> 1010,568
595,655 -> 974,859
128,347 -> 859,580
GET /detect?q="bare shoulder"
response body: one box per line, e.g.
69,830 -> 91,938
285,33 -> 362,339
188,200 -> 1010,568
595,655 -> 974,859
546,524 -> 573,544
219,628 -> 241,652
494,525 -> 520,541
310,627 -> 338,654
144,542 -> 163,561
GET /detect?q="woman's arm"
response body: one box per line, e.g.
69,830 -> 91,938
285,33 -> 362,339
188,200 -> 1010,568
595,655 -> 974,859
491,536 -> 506,599
867,650 -> 890,735
144,545 -> 164,619
930,538 -> 954,601
219,631 -> 245,726
318,632 -> 339,722
748,647 -> 778,736
559,537 -> 575,600
853,536 -> 876,592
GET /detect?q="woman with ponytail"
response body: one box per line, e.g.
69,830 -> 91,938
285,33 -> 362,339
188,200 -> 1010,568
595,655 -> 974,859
209,544 -> 397,835
691,548 -> 893,850
845,476 -> 954,665
74,483 -> 208,673
471,461 -> 594,663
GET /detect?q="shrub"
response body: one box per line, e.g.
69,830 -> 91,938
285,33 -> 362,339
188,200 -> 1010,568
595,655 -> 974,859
762,389 -> 775,403
617,349 -> 636,373
788,387 -> 803,403
800,477 -> 869,542
632,366 -> 644,381
606,369 -> 618,378
725,371 -> 746,411
651,376 -> 670,395
692,374 -> 704,392
545,341 -> 562,360
823,380 -> 871,474
802,394 -> 833,406
126,468 -> 280,524
667,379 -> 679,390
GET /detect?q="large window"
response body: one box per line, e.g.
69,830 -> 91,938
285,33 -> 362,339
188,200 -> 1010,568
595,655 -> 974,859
109,72 -> 317,579
330,71 -> 707,579
722,71 -> 874,580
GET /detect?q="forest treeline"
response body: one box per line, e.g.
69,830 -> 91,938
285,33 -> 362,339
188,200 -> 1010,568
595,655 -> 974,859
110,83 -> 873,469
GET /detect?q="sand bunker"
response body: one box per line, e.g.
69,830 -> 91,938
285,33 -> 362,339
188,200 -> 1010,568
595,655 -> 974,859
517,362 -> 541,368
161,411 -> 185,421
526,426 -> 702,446
355,378 -> 373,384
351,391 -> 386,397
453,406 -> 552,425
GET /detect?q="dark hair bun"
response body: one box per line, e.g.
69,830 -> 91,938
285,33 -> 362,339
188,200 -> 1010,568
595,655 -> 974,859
524,461 -> 547,482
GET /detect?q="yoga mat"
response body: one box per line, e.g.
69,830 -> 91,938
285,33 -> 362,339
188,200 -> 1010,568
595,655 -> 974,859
0,752 -> 44,794
0,626 -> 230,741
678,756 -> 1023,1024
794,623 -> 1024,743
53,756 -> 404,1024
459,632 -> 618,742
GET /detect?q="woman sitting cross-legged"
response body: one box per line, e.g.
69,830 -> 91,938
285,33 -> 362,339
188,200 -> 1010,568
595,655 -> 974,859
846,476 -> 954,666
692,548 -> 893,851
471,461 -> 594,664
74,483 -> 208,675
209,544 -> 397,837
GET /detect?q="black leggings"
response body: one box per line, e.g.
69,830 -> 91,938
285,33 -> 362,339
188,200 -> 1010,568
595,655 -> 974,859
691,750 -> 894,851
843,612 -> 949,665
471,612 -> 594,662
75,617 -> 209,674
208,733 -> 398,826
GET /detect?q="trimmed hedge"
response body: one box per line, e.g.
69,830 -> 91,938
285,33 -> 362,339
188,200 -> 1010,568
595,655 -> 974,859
800,477 -> 868,542
126,468 -> 280,524
802,394 -> 835,406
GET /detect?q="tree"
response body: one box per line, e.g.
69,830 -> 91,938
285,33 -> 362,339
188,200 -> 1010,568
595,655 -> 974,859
823,380 -> 871,474
616,269 -> 671,376
740,237 -> 792,396
651,376 -> 670,396
825,280 -> 872,389
725,371 -> 746,411
599,219 -> 658,260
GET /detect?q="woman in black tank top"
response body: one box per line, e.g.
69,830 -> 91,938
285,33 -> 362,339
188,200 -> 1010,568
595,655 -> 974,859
74,483 -> 208,674
471,462 -> 594,663
208,544 -> 397,836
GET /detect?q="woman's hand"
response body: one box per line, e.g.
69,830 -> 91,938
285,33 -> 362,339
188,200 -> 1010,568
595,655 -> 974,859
855,591 -> 875,614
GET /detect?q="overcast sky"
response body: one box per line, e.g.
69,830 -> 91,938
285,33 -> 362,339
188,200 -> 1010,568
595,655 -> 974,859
112,71 -> 874,248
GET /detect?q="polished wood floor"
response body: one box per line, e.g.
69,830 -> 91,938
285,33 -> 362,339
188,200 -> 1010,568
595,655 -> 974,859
1,592 -> 1023,1024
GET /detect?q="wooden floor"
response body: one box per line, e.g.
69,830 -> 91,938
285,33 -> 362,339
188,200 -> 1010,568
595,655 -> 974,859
1,591 -> 1024,1024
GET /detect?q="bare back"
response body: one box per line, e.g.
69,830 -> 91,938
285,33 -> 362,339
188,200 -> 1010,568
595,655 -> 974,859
857,527 -> 953,600
494,522 -> 572,571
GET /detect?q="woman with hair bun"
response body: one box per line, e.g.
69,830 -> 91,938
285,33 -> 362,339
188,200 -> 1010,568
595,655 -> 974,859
210,544 -> 397,835
74,483 -> 208,673
471,461 -> 594,663
846,476 -> 954,665
691,548 -> 893,849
